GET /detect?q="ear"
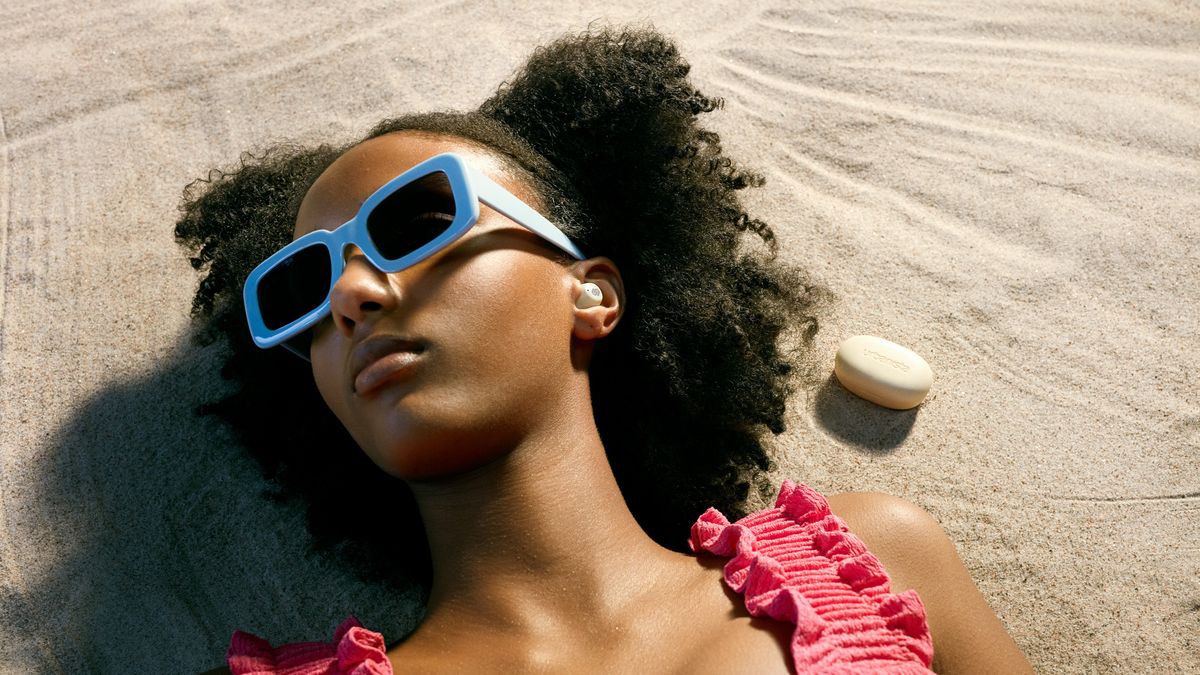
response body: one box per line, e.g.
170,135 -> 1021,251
568,257 -> 624,342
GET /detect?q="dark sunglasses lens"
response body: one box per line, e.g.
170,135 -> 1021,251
257,244 -> 332,331
366,171 -> 458,260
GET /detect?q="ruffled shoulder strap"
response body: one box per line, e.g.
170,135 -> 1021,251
227,614 -> 393,675
689,479 -> 935,674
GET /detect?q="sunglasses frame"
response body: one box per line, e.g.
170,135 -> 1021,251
243,151 -> 586,361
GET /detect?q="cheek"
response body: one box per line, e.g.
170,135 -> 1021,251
447,261 -> 571,379
308,340 -> 370,448
311,361 -> 340,414
308,330 -> 339,403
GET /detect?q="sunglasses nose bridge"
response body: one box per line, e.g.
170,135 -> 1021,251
330,230 -> 388,282
330,225 -> 371,266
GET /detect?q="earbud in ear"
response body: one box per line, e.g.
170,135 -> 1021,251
575,282 -> 603,309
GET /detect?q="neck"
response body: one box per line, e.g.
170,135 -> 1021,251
404,386 -> 691,643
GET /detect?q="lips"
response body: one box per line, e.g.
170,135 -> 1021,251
350,334 -> 426,396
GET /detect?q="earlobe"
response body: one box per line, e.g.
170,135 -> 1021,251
568,257 -> 623,340
571,278 -> 620,342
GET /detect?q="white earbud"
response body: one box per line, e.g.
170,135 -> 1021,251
575,282 -> 604,309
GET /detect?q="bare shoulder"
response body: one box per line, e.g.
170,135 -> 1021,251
825,491 -> 1034,675
824,491 -> 945,594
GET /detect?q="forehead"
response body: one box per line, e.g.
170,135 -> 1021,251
293,131 -> 532,238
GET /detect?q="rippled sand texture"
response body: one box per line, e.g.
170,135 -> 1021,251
0,1 -> 1196,673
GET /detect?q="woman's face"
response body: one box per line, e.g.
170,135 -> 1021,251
292,131 -> 615,480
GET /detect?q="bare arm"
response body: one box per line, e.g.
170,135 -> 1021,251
827,491 -> 1034,675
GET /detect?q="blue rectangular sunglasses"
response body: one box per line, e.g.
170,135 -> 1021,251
243,151 -> 586,361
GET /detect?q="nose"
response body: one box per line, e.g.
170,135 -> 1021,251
327,244 -> 396,336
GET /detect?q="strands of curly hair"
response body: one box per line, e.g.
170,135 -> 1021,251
173,23 -> 834,597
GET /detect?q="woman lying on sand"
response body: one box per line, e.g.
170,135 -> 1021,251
180,24 -> 1032,674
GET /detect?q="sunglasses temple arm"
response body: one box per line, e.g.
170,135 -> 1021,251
281,339 -> 312,363
469,168 -> 586,261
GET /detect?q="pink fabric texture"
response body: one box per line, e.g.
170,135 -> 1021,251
688,478 -> 934,673
226,479 -> 933,674
227,615 -> 392,675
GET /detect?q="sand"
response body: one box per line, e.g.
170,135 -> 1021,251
0,1 -> 1196,673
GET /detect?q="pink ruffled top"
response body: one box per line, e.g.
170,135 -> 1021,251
226,479 -> 933,674
689,478 -> 933,673
227,614 -> 391,675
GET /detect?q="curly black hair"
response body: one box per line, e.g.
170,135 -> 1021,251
173,23 -> 834,598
